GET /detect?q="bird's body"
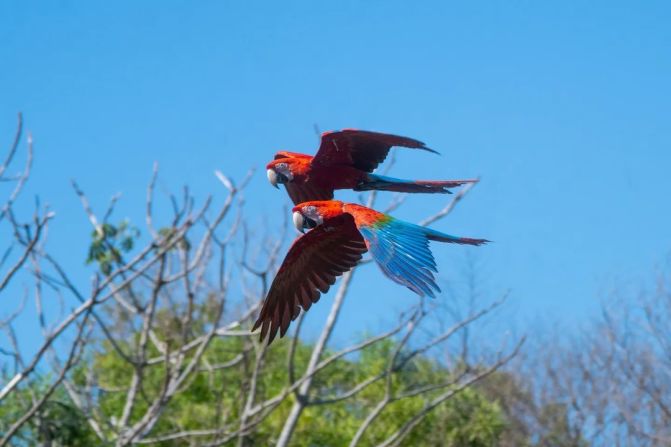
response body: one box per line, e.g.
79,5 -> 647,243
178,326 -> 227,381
266,129 -> 478,205
252,200 -> 488,343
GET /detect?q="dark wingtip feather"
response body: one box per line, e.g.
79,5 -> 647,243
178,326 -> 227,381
460,238 -> 490,246
267,327 -> 278,345
257,320 -> 270,344
425,231 -> 491,246
418,282 -> 440,299
254,321 -> 278,346
421,146 -> 440,155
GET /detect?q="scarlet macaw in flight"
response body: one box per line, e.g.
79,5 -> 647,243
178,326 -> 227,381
266,129 -> 478,205
252,200 -> 488,343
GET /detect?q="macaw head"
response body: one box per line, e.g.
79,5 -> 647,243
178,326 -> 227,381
266,157 -> 309,189
291,200 -> 344,233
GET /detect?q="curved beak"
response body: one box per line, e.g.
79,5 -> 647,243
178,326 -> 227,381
266,169 -> 279,189
292,211 -> 305,234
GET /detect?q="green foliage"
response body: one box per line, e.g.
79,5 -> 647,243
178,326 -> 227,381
0,375 -> 98,446
86,220 -> 139,275
2,320 -> 512,446
78,336 -> 505,446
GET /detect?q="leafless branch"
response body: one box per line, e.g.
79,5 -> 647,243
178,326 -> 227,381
0,126 -> 519,447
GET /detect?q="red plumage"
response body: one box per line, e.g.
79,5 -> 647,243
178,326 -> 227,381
252,200 -> 488,343
266,129 -> 477,205
251,212 -> 366,344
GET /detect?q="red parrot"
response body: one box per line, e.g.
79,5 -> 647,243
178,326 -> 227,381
252,200 -> 488,343
266,129 -> 478,205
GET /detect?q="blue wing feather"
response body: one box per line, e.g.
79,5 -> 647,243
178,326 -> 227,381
351,205 -> 487,298
359,219 -> 442,297
371,234 -> 433,295
376,228 -> 437,267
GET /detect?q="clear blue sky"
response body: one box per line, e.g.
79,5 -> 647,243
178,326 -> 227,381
2,1 -> 671,346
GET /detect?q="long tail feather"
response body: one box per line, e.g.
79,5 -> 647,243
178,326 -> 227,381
356,174 -> 478,194
421,227 -> 490,245
381,219 -> 489,246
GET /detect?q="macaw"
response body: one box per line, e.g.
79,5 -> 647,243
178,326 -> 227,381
266,129 -> 478,205
252,200 -> 488,343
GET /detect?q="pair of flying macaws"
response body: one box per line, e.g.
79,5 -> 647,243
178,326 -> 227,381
253,129 -> 487,343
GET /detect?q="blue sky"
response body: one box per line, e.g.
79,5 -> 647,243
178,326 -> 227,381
2,1 -> 671,347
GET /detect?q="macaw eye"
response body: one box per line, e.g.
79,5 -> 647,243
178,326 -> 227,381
276,172 -> 289,184
304,217 -> 317,229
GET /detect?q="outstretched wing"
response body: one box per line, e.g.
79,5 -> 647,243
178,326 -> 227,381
358,219 -> 442,298
314,129 -> 438,172
358,218 -> 488,298
252,214 -> 367,344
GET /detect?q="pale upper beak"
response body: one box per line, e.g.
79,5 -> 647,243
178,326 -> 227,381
293,211 -> 305,233
267,169 -> 279,189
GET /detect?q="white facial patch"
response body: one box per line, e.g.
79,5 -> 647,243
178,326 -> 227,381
301,205 -> 323,226
274,162 -> 293,181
